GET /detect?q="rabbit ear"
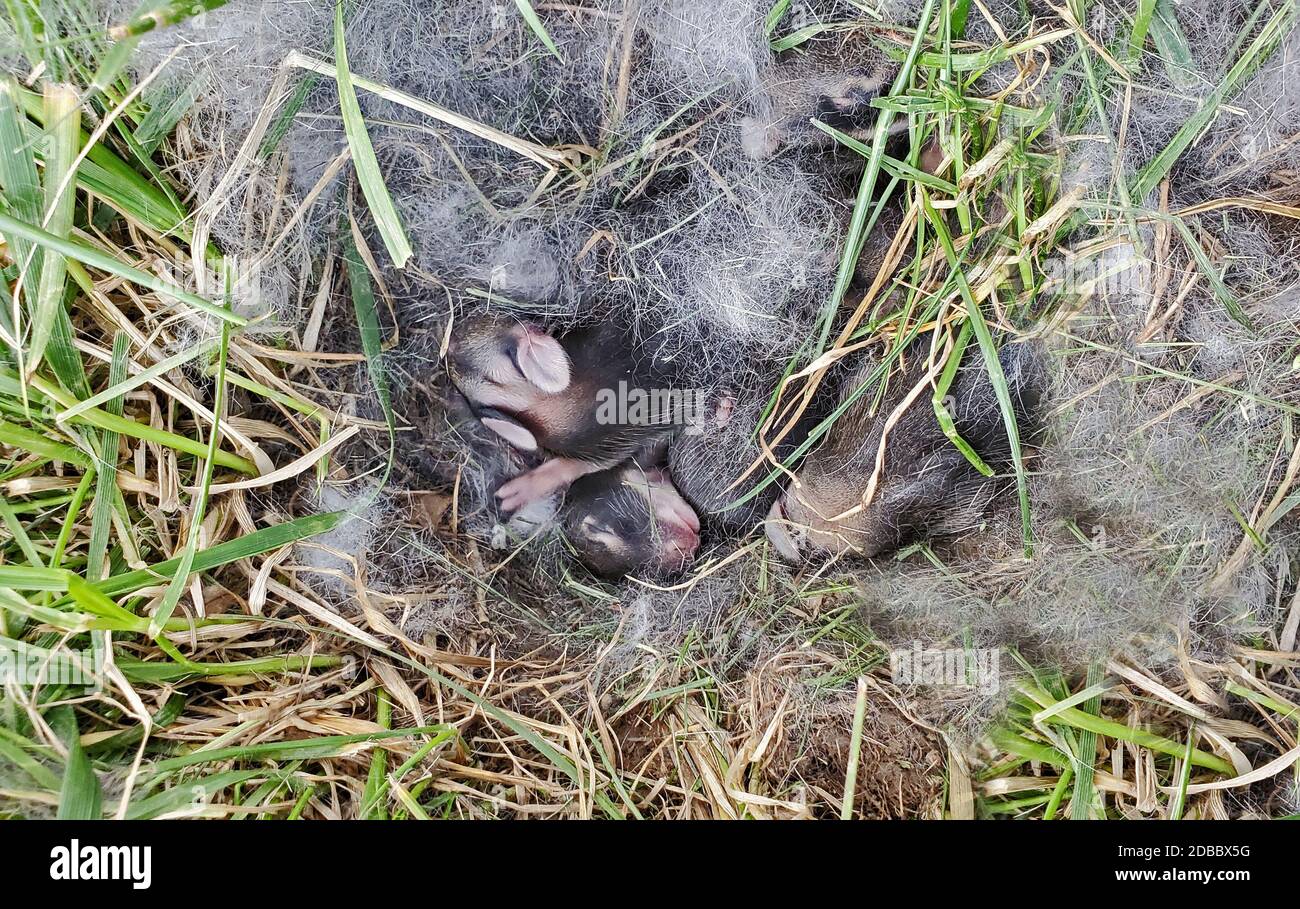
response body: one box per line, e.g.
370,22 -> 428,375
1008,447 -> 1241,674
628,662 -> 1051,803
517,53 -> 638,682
480,414 -> 539,451
516,332 -> 571,393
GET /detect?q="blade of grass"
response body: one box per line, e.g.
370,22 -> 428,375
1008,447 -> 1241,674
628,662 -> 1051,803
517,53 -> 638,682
810,118 -> 958,192
124,769 -> 272,819
1132,0 -> 1295,203
134,71 -> 205,154
67,573 -> 144,629
362,688 -> 391,820
45,290 -> 92,399
1169,216 -> 1250,329
913,29 -> 1072,70
45,469 -> 95,571
86,331 -> 129,581
83,511 -> 345,603
50,705 -> 103,820
814,0 -> 936,356
146,726 -> 450,775
949,0 -> 971,37
1068,662 -> 1102,819
0,415 -> 92,467
25,84 -> 80,382
763,0 -> 791,36
771,23 -> 838,52
10,84 -> 191,242
840,675 -> 868,819
18,371 -> 255,474
118,650 -> 343,682
146,272 -> 231,636
1,0 -> 43,73
1147,0 -> 1199,90
85,694 -> 186,756
1128,0 -> 1156,63
333,1 -> 412,269
512,0 -> 563,60
0,565 -> 72,590
107,0 -> 230,39
0,734 -> 60,790
1169,723 -> 1195,819
1042,765 -> 1073,819
286,51 -> 569,170
380,645 -> 582,786
931,320 -> 994,476
56,337 -> 212,423
0,495 -> 46,568
0,76 -> 43,321
257,0 -> 369,159
359,726 -> 457,820
1020,682 -> 1233,774
0,210 -> 244,325
343,216 -> 395,490
921,191 -> 1033,555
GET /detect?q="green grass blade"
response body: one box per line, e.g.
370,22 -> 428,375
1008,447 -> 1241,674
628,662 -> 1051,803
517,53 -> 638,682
0,732 -> 61,790
85,693 -> 186,756
931,321 -> 994,476
343,220 -> 395,489
1042,765 -> 1073,820
45,294 -> 92,399
51,705 -> 103,820
19,371 -> 256,474
512,0 -> 563,60
89,510 -> 346,602
771,23 -> 837,52
0,565 -> 71,590
1068,663 -> 1102,819
333,1 -> 412,269
46,469 -> 95,570
1020,683 -> 1233,774
119,648 -> 341,681
1148,0 -> 1198,90
0,495 -> 45,567
1128,0 -> 1157,63
1132,0 -> 1295,202
125,769 -> 270,819
0,77 -> 43,294
363,688 -> 391,820
1169,723 -> 1196,820
764,0 -> 791,36
67,574 -> 143,628
147,726 -> 450,775
134,72 -> 206,154
0,414 -> 92,466
26,84 -> 80,381
0,210 -> 245,325
809,118 -> 958,192
86,331 -> 129,581
1170,216 -> 1251,329
1,0 -> 43,73
147,277 -> 231,636
921,191 -> 1033,555
107,0 -> 231,40
949,0 -> 971,37
815,0 -> 936,356
57,337 -> 211,423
